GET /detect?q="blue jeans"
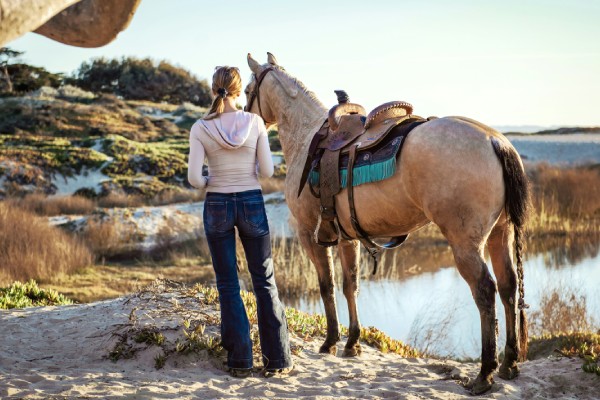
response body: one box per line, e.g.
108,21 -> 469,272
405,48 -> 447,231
203,189 -> 292,370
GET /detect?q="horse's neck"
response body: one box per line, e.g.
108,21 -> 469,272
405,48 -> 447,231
276,98 -> 327,167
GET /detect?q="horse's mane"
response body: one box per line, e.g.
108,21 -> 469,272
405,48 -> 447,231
274,66 -> 326,109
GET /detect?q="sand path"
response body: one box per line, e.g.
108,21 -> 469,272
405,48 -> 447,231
1,282 -> 598,399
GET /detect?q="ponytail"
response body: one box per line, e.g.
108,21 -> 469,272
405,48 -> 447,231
202,66 -> 242,121
203,96 -> 225,120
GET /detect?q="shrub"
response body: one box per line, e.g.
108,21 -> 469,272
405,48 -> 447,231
0,202 -> 93,283
529,286 -> 595,336
81,217 -> 132,258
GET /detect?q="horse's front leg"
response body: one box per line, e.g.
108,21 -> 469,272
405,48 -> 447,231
298,227 -> 340,354
338,239 -> 362,357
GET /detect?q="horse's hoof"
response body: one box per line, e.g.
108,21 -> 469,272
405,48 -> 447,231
498,364 -> 520,380
466,374 -> 494,395
319,343 -> 337,355
342,343 -> 362,357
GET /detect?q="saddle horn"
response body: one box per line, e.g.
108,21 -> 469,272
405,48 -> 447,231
328,90 -> 366,131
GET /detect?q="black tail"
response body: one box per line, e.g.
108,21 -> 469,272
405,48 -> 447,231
491,137 -> 530,361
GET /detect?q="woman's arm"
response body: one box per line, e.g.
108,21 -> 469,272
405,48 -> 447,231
187,123 -> 208,188
256,117 -> 274,178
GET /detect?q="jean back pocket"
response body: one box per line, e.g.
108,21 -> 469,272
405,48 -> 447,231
243,200 -> 267,230
204,201 -> 229,231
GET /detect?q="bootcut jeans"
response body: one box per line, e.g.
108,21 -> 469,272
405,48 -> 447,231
203,189 -> 292,370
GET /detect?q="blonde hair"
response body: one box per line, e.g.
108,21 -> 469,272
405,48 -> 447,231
203,66 -> 242,120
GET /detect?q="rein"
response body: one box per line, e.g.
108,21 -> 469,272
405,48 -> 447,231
244,67 -> 274,124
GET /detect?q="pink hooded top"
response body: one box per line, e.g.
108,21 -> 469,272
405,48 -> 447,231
187,111 -> 274,193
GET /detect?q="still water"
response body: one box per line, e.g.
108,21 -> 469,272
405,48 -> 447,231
289,242 -> 600,358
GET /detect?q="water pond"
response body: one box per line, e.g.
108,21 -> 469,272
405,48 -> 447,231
287,238 -> 600,358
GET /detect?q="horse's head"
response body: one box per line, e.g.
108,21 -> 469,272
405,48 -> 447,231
244,53 -> 300,126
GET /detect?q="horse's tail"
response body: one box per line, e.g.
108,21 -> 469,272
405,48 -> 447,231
490,137 -> 530,362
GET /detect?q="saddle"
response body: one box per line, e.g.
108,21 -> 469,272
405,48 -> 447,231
299,91 -> 430,272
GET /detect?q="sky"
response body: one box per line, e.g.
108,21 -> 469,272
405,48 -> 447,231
8,0 -> 600,128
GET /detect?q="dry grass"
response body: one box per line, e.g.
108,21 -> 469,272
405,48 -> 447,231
145,216 -> 210,263
42,264 -> 214,303
408,299 -> 462,357
147,190 -> 205,206
231,236 -> 318,300
0,202 -> 93,284
527,285 -> 599,367
526,164 -> 600,238
7,193 -> 96,216
97,190 -> 205,208
528,163 -> 600,217
97,192 -> 146,208
529,286 -> 596,337
232,232 -> 452,302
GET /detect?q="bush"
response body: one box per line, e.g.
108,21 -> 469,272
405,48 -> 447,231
529,286 -> 595,336
0,280 -> 73,309
80,217 -> 129,258
0,202 -> 93,283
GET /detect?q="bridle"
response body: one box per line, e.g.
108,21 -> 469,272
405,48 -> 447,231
244,67 -> 274,123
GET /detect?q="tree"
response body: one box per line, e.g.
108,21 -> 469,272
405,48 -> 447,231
0,47 -> 24,93
7,64 -> 63,92
70,57 -> 122,93
72,57 -> 212,106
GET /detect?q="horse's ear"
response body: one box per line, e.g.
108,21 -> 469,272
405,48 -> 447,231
267,52 -> 279,66
247,53 -> 261,74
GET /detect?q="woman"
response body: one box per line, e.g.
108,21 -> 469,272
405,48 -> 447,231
187,66 -> 293,377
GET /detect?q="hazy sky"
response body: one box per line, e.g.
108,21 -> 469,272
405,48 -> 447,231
9,0 -> 600,127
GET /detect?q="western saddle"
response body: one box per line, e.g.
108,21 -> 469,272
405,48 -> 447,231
299,91 -> 430,272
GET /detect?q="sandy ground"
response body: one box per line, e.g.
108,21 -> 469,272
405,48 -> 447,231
1,281 -> 598,400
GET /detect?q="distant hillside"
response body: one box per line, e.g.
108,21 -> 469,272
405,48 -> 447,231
531,126 -> 600,135
493,125 -> 554,134
503,126 -> 600,136
0,87 -> 207,199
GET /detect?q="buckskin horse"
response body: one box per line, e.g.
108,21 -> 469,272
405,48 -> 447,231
244,53 -> 530,394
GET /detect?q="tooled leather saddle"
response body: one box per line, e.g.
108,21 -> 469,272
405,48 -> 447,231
299,91 -> 432,272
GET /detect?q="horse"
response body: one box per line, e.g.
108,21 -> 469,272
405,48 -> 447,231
244,53 -> 530,394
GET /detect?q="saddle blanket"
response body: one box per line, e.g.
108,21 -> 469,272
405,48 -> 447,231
309,118 -> 427,190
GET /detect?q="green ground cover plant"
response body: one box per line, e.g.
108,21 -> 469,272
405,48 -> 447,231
0,280 -> 73,309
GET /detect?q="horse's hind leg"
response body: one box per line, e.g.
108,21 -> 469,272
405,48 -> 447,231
450,240 -> 498,394
338,239 -> 362,357
298,227 -> 340,354
488,217 -> 520,380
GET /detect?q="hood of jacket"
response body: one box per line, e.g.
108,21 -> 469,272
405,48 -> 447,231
199,111 -> 254,149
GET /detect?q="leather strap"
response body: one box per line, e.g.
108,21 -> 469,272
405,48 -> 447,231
347,143 -> 409,274
298,120 -> 328,197
244,67 -> 274,124
319,149 -> 341,221
315,218 -> 341,247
